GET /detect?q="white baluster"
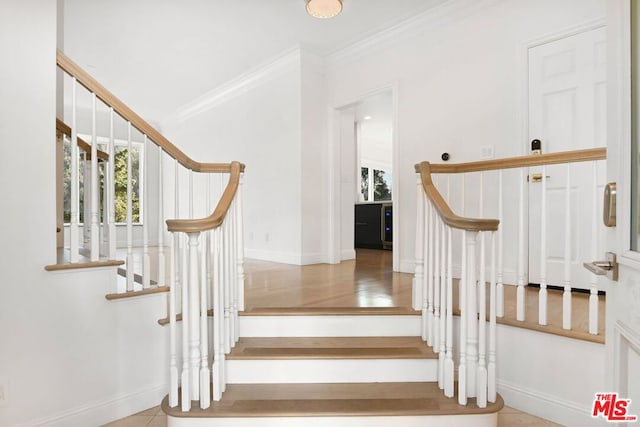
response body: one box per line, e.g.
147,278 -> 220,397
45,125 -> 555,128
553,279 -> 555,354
223,217 -> 231,354
589,161 -> 599,334
107,108 -> 116,260
180,235 -> 190,411
497,170 -> 504,317
444,226 -> 454,398
83,153 -> 91,250
433,202 -> 441,357
488,231 -> 497,403
438,214 -> 447,390
466,231 -> 478,399
199,231 -> 210,409
230,199 -> 238,344
212,228 -> 224,400
70,78 -> 79,263
168,234 -> 178,408
422,198 -> 429,342
157,146 -> 165,286
516,169 -> 525,321
126,123 -> 134,292
477,231 -> 487,408
426,201 -> 434,347
237,172 -> 245,312
174,160 -> 181,311
563,164 -> 572,330
142,136 -> 150,289
539,165 -> 548,325
100,158 -> 107,253
189,170 -> 194,219
458,229 -> 467,406
414,173 -> 425,311
90,93 -> 99,261
187,233 -> 201,401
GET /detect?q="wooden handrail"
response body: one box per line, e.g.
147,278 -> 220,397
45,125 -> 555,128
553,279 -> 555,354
418,162 -> 499,232
414,147 -> 606,174
415,147 -> 607,232
56,118 -> 109,161
56,50 -> 245,174
166,161 -> 242,233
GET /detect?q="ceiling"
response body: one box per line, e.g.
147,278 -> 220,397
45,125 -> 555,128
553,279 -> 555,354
63,0 -> 447,123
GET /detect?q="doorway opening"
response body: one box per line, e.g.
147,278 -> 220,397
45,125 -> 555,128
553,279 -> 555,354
333,90 -> 394,266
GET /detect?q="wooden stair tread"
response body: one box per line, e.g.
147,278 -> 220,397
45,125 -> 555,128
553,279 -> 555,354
105,286 -> 169,300
228,337 -> 436,360
162,382 -> 503,418
45,259 -> 124,271
242,306 -> 420,316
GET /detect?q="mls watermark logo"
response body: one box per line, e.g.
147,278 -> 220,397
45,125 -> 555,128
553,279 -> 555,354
592,393 -> 638,422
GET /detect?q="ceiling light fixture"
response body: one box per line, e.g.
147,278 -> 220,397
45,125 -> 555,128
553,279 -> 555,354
306,0 -> 343,19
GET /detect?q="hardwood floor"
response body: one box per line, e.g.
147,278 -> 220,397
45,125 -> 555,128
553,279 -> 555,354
243,248 -> 605,342
244,249 -> 411,309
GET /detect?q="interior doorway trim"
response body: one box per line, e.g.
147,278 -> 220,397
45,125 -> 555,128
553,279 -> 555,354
328,82 -> 400,270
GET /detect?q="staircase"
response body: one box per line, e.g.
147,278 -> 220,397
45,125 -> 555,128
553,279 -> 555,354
161,308 -> 503,427
49,49 -> 610,427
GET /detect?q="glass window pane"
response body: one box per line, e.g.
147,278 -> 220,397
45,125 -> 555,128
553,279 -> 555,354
373,169 -> 392,201
361,167 -> 369,201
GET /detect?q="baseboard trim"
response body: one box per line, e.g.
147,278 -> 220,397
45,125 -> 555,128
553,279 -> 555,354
497,379 -> 598,427
19,383 -> 167,427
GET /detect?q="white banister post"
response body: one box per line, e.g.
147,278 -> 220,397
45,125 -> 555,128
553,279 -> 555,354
70,78 -> 80,263
465,230 -> 478,399
414,172 -> 425,311
237,172 -> 245,312
477,231 -> 487,408
199,231 -> 210,409
488,231 -> 497,403
107,108 -> 116,260
90,93 -> 99,261
458,230 -> 467,406
563,164 -> 572,330
516,169 -> 525,321
187,232 -> 201,402
589,161 -> 599,334
126,123 -> 134,292
142,135 -> 150,288
444,226 -> 454,398
168,234 -> 178,408
497,170 -> 504,317
539,165 -> 548,325
157,146 -> 166,285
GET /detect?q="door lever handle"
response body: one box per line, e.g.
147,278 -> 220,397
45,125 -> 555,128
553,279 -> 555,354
583,252 -> 618,281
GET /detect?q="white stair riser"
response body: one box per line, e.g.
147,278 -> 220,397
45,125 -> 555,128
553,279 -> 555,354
239,315 -> 421,337
225,359 -> 437,383
168,414 -> 498,427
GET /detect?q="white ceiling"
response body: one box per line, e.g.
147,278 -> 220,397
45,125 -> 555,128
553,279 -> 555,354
63,0 -> 447,122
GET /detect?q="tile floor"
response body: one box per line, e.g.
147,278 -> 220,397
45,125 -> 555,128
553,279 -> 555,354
104,405 -> 561,427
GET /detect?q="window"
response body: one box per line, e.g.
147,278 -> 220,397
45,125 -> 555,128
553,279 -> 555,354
63,136 -> 143,224
360,166 -> 392,202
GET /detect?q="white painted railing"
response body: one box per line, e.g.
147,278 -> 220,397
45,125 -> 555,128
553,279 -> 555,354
56,51 -> 246,406
414,148 -> 606,407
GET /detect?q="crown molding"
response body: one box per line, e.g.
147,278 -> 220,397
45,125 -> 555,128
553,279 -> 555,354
162,0 -> 504,128
325,0 -> 504,67
162,47 -> 302,127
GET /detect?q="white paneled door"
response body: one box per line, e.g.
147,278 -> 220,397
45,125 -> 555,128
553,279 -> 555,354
528,26 -> 607,290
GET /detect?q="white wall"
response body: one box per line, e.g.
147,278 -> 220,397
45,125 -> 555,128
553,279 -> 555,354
162,58 -> 304,264
0,3 -> 168,426
325,0 -> 607,273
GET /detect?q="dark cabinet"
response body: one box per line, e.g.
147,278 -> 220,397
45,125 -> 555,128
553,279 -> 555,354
354,203 -> 392,250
